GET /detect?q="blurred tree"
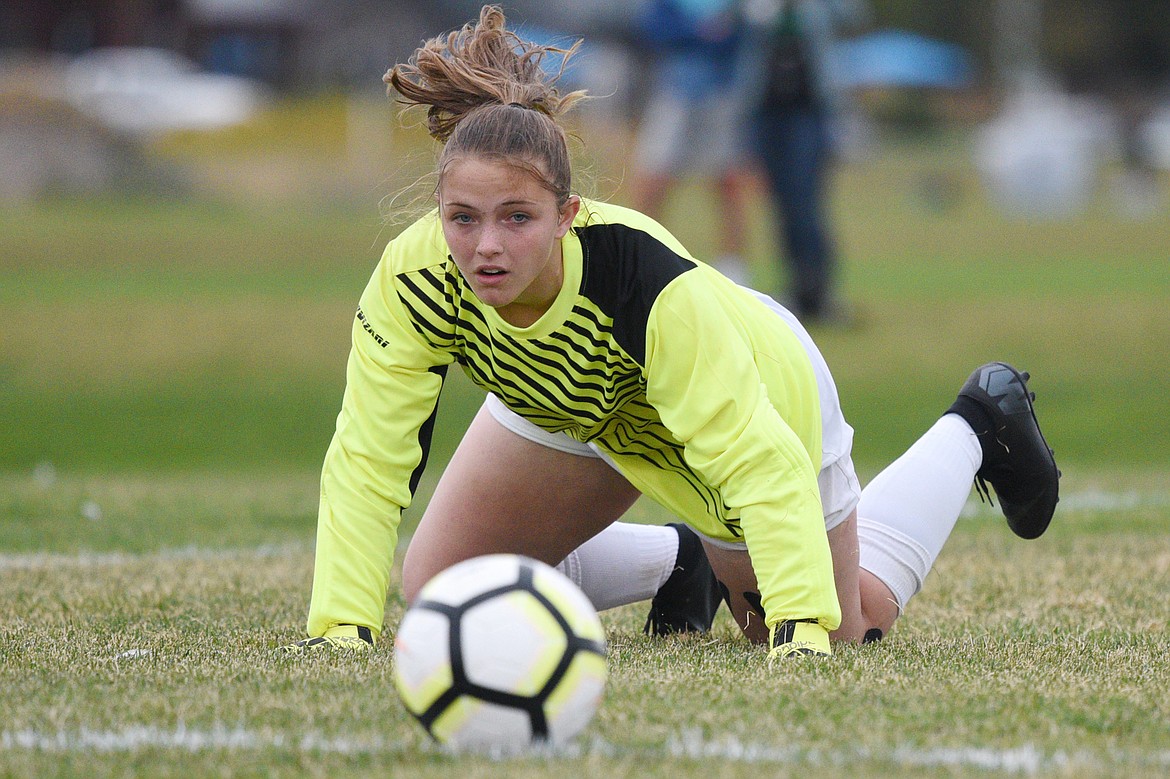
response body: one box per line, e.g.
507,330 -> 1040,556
864,0 -> 1170,96
1,0 -> 1167,97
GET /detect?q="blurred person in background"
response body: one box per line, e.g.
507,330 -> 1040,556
740,0 -> 868,325
628,0 -> 755,284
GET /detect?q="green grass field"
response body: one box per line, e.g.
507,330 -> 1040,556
2,100 -> 1169,777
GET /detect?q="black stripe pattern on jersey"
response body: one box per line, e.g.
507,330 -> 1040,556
408,364 -> 449,498
576,222 -> 696,364
392,235 -> 733,528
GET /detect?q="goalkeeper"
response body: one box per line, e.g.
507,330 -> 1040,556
283,5 -> 1060,659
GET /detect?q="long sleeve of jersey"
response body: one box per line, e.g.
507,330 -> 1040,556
306,243 -> 452,638
644,275 -> 841,632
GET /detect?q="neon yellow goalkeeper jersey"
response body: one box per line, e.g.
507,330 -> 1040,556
307,200 -> 839,637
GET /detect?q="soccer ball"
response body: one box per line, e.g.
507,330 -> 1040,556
393,554 -> 608,752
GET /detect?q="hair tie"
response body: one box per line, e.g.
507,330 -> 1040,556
506,101 -> 549,117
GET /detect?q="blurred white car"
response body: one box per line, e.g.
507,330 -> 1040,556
63,47 -> 265,135
976,86 -> 1114,218
1142,103 -> 1170,171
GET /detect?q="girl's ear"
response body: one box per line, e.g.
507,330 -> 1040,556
556,195 -> 581,238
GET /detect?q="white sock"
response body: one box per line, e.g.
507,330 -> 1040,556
856,413 -> 982,610
556,522 -> 679,611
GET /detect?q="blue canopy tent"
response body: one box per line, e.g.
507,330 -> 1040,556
835,30 -> 975,90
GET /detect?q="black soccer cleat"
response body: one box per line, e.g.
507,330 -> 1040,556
946,362 -> 1061,539
643,523 -> 723,636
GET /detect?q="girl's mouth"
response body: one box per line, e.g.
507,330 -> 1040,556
475,267 -> 509,286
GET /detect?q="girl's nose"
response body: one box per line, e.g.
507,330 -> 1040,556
477,224 -> 503,257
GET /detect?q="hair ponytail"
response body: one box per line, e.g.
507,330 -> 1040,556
384,4 -> 587,205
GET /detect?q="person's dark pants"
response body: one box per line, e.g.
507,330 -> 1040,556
753,108 -> 836,319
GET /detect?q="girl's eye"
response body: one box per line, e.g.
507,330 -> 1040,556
508,213 -> 530,223
451,214 -> 472,224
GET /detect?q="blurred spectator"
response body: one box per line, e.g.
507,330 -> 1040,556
628,0 -> 755,284
739,0 -> 868,325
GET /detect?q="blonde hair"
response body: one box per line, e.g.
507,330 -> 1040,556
384,4 -> 587,206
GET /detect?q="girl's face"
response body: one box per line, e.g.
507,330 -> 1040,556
439,156 -> 580,327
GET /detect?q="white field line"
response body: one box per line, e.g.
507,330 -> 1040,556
0,487 -> 1165,571
664,731 -> 1170,773
956,486 -> 1169,518
0,724 -> 397,755
4,726 -> 1170,773
0,542 -> 309,571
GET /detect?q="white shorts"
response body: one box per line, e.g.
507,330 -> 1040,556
633,90 -> 747,177
484,289 -> 862,545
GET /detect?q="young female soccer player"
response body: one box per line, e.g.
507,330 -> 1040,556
283,5 -> 1060,658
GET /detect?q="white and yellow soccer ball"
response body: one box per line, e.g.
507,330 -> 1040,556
393,554 -> 607,752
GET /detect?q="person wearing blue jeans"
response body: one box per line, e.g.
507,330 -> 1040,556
753,107 -> 835,321
740,0 -> 868,324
